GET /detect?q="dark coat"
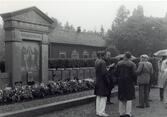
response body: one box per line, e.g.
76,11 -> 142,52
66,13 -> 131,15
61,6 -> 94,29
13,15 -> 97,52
116,60 -> 136,101
94,58 -> 110,97
106,65 -> 116,90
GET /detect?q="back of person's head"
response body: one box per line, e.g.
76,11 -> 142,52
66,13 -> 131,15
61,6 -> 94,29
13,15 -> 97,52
100,51 -> 105,58
140,54 -> 149,61
162,56 -> 167,61
97,51 -> 101,58
97,51 -> 105,58
124,52 -> 132,59
119,57 -> 124,61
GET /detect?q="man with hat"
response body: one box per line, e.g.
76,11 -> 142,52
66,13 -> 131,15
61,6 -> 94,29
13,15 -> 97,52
136,54 -> 153,108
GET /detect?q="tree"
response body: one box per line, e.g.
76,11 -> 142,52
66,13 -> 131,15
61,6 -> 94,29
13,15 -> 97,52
51,17 -> 58,27
64,21 -> 70,30
77,26 -> 81,33
107,5 -> 167,56
106,45 -> 119,57
132,5 -> 144,18
108,5 -> 130,53
112,5 -> 130,28
70,25 -> 75,31
51,17 -> 63,29
164,12 -> 167,20
100,25 -> 105,36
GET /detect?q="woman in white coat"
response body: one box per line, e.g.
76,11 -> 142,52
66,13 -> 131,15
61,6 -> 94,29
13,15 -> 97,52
158,56 -> 167,102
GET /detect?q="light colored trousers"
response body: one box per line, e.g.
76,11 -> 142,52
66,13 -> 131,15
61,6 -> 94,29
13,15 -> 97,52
119,100 -> 132,116
96,96 -> 107,114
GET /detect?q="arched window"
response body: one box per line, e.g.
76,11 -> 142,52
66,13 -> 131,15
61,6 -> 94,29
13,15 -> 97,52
71,50 -> 79,59
83,50 -> 89,59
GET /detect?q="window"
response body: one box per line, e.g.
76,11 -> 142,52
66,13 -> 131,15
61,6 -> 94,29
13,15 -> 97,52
59,51 -> 66,59
91,51 -> 97,59
71,50 -> 79,59
83,50 -> 89,59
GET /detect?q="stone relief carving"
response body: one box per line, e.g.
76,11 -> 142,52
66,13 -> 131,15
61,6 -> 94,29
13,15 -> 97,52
21,44 -> 39,72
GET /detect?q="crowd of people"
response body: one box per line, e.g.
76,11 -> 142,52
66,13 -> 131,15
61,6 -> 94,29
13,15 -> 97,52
94,51 -> 156,117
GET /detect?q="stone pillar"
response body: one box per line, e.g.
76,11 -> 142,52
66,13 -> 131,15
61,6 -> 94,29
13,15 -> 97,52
5,29 -> 22,86
41,34 -> 48,82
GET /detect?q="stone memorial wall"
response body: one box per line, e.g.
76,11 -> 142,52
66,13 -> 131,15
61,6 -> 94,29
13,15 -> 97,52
1,7 -> 53,86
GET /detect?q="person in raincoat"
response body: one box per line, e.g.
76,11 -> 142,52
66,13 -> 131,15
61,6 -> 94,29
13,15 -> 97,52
115,52 -> 136,117
158,56 -> 167,104
94,51 -> 110,117
158,56 -> 167,101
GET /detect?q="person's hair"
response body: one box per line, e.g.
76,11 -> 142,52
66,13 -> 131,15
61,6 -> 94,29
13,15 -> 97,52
97,51 -> 105,58
100,51 -> 105,57
162,56 -> 167,61
140,54 -> 149,61
96,51 -> 101,58
124,52 -> 131,59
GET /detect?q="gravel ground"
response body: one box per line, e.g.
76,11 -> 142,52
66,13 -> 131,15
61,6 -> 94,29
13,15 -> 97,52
0,90 -> 94,113
38,88 -> 167,117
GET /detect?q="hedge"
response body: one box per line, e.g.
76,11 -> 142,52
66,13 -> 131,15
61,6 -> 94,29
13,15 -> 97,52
0,57 -> 159,85
48,58 -> 119,69
49,59 -> 96,69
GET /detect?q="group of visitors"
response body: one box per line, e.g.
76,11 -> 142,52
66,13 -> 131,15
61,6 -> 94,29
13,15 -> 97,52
94,51 -> 154,117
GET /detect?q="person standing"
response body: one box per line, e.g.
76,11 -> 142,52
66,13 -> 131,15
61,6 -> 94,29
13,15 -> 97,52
104,53 -> 116,105
158,56 -> 167,102
116,52 -> 136,117
94,51 -> 110,117
158,56 -> 167,104
136,55 -> 153,108
106,63 -> 116,104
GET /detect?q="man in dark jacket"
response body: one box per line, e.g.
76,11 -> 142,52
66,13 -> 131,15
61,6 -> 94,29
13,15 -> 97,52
94,51 -> 110,117
106,63 -> 116,104
116,52 -> 136,117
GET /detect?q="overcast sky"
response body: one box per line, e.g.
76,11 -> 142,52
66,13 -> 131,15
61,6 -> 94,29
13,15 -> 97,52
1,0 -> 167,31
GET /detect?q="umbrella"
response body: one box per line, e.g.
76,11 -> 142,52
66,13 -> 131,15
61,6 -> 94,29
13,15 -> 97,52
114,54 -> 136,60
154,49 -> 167,56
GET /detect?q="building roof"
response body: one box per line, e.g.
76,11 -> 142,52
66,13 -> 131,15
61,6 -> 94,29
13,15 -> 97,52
48,29 -> 106,47
0,6 -> 54,25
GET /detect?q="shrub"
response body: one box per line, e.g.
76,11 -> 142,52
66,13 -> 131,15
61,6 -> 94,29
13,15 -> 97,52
0,79 -> 95,105
48,58 -> 119,69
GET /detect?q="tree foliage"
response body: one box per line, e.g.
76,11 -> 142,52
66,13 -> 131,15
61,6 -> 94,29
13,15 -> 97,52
107,5 -> 167,57
112,5 -> 130,28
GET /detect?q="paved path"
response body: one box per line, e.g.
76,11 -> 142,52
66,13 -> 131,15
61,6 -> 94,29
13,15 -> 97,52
39,88 -> 167,117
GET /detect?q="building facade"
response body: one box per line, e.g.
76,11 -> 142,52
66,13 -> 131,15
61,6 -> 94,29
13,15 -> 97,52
48,29 -> 106,59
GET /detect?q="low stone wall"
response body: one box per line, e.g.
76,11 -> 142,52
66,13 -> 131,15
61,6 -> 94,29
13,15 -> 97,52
0,73 -> 9,89
0,67 -> 95,88
48,67 -> 96,81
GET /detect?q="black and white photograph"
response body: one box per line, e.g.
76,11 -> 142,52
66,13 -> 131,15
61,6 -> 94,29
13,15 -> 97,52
0,0 -> 167,117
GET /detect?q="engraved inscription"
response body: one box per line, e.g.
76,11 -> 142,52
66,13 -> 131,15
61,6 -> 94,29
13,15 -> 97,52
21,32 -> 42,41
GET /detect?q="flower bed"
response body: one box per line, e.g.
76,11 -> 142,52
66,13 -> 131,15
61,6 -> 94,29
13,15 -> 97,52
0,79 -> 95,105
